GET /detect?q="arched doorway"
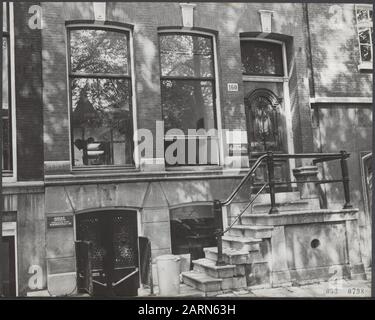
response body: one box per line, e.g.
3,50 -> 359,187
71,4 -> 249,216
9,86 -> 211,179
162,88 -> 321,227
75,210 -> 139,297
245,88 -> 290,185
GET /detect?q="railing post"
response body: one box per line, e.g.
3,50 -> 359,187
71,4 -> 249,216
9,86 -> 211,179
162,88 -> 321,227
267,151 -> 279,214
213,200 -> 226,266
340,150 -> 353,209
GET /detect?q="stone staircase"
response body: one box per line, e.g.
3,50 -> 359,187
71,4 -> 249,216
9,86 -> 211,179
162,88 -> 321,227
181,191 -> 319,296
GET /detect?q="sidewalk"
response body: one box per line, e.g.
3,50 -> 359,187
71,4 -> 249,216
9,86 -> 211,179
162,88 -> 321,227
139,278 -> 372,298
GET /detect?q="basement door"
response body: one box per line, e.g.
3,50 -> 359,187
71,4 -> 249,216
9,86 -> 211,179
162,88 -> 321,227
76,210 -> 139,297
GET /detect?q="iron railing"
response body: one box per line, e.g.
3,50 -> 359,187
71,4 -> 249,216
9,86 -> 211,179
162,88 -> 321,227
212,150 -> 353,266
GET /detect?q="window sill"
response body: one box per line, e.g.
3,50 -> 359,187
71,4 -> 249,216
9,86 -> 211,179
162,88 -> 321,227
44,166 -> 250,186
166,165 -> 222,172
358,62 -> 373,71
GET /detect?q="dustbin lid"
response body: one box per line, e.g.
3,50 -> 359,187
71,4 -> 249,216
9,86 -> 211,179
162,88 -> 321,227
155,254 -> 181,262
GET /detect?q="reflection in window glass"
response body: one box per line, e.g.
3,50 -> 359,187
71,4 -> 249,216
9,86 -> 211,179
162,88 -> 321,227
160,34 -> 213,77
356,6 -> 373,65
70,29 -> 129,74
2,2 -> 7,33
2,2 -> 12,172
159,34 -> 218,166
69,28 -> 134,167
161,80 -> 214,133
241,41 -> 283,76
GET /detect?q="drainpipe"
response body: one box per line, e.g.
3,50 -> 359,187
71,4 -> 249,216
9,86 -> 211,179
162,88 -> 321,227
302,3 -> 315,98
0,1 -> 4,298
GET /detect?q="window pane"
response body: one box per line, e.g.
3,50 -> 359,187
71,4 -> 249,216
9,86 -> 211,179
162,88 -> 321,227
2,37 -> 8,110
70,29 -> 129,74
165,137 -> 219,166
2,117 -> 12,171
357,9 -> 369,23
161,80 -> 215,134
360,45 -> 372,62
71,78 -> 133,166
359,28 -> 371,44
160,34 -> 213,77
2,3 -> 7,33
241,41 -> 284,76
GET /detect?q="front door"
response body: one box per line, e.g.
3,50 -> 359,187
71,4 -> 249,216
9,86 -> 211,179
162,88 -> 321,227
245,88 -> 290,188
76,210 -> 139,297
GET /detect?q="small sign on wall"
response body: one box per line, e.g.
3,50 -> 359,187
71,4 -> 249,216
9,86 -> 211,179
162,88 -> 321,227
227,83 -> 239,92
47,215 -> 73,229
229,143 -> 248,156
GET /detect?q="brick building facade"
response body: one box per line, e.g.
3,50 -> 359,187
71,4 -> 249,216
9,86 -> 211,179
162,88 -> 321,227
1,2 -> 372,296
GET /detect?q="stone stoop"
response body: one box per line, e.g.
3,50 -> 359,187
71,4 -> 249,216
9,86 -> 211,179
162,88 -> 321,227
222,235 -> 262,251
181,191 -> 322,295
228,225 -> 274,238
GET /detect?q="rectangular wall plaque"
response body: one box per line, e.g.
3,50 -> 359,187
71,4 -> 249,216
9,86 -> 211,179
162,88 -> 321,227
47,216 -> 73,229
227,83 -> 239,92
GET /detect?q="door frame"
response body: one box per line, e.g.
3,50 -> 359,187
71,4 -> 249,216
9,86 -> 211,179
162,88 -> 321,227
73,208 -> 142,294
241,37 -> 296,178
360,151 -> 372,218
2,222 -> 18,296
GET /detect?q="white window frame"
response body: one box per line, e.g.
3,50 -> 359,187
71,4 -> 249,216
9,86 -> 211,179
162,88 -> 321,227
3,2 -> 17,183
65,23 -> 139,170
355,4 -> 373,70
158,29 -> 224,167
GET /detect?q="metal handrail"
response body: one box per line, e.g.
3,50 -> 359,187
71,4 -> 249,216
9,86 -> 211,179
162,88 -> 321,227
222,183 -> 267,235
223,151 -> 349,208
222,153 -> 268,206
212,150 -> 353,266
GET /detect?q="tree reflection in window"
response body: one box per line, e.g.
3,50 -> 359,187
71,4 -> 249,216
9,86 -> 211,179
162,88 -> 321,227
2,2 -> 12,173
356,6 -> 373,64
69,28 -> 134,167
241,41 -> 283,76
159,33 -> 218,166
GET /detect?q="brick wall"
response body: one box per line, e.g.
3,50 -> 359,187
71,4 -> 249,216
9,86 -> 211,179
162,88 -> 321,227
307,3 -> 373,97
14,2 -> 44,181
40,2 -> 314,164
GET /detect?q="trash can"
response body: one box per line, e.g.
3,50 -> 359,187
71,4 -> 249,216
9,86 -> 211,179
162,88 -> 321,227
155,254 -> 181,296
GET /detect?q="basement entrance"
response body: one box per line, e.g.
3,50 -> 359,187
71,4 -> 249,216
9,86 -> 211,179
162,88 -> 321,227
75,210 -> 139,297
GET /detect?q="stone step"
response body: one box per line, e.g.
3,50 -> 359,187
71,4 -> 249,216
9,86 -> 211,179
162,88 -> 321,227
252,191 -> 301,204
228,225 -> 274,239
192,258 -> 236,278
181,271 -> 222,293
222,235 -> 262,251
250,199 -> 314,214
204,247 -> 264,265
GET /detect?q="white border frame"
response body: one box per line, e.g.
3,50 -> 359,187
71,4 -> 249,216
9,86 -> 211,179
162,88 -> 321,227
3,2 -> 18,183
2,221 -> 19,296
241,37 -> 296,177
65,23 -> 139,169
158,29 -> 224,166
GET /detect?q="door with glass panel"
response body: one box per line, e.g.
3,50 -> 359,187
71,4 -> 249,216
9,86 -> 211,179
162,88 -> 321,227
76,210 -> 139,297
241,40 -> 290,186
